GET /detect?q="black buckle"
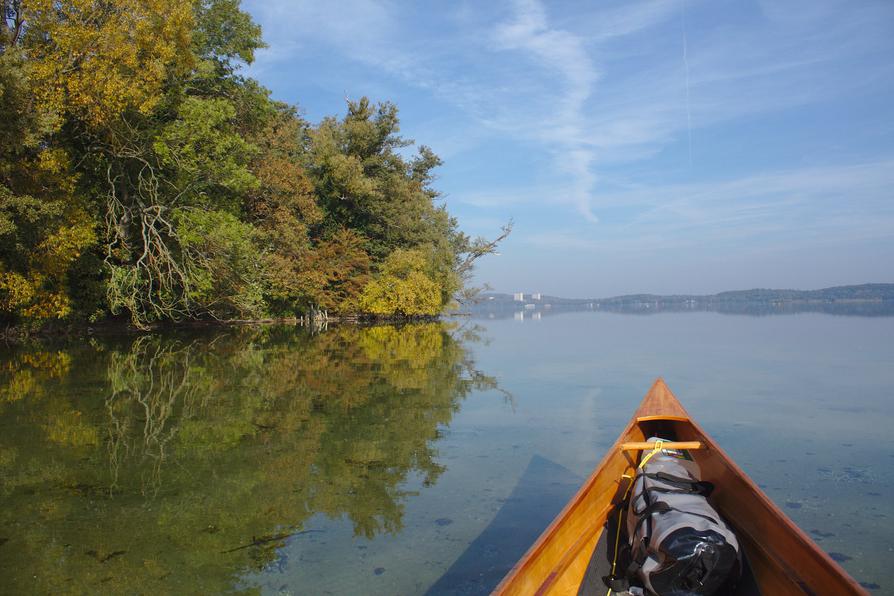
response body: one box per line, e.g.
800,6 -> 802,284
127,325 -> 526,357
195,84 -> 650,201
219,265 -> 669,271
602,575 -> 629,591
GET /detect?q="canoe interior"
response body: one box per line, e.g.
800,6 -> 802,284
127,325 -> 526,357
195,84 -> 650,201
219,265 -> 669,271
493,380 -> 866,596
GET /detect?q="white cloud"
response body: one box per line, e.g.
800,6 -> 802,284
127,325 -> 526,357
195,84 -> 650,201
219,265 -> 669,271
521,158 -> 894,253
489,0 -> 600,221
243,0 -> 894,248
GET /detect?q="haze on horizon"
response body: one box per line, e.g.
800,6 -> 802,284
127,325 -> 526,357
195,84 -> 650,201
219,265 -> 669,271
243,0 -> 894,297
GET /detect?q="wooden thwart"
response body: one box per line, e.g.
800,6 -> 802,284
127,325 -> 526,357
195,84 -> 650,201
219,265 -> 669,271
619,441 -> 704,451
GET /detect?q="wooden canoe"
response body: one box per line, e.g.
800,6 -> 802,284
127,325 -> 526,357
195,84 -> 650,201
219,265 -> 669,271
493,378 -> 867,595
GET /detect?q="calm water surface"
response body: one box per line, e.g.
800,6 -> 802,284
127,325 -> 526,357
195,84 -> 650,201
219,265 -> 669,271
0,312 -> 891,594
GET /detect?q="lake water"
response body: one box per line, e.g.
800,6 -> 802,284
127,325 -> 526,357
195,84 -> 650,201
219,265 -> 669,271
0,310 -> 891,594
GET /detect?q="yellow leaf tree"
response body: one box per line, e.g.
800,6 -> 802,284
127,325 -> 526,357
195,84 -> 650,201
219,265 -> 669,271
359,249 -> 442,316
22,0 -> 195,129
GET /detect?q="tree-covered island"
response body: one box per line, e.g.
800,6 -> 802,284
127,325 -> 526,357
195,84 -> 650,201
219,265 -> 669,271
0,0 -> 508,331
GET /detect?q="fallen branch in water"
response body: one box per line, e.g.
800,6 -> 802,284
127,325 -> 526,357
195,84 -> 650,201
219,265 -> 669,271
221,529 -> 323,554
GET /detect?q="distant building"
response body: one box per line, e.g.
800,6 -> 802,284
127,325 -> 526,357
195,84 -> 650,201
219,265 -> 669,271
531,293 -> 542,300
524,303 -> 535,310
513,292 -> 524,301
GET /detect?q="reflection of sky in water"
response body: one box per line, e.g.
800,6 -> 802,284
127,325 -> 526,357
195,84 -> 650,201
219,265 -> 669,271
0,313 -> 891,594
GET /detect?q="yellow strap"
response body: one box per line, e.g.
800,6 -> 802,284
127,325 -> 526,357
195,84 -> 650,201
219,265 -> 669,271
637,439 -> 665,469
605,473 -> 634,596
607,441 -> 666,595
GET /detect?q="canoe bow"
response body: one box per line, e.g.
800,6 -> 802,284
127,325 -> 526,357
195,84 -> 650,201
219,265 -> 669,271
493,378 -> 867,596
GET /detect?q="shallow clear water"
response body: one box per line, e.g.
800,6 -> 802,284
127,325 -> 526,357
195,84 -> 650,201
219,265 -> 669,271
0,312 -> 891,594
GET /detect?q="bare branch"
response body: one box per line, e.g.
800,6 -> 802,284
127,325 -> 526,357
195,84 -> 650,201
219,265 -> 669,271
456,219 -> 513,280
453,219 -> 512,305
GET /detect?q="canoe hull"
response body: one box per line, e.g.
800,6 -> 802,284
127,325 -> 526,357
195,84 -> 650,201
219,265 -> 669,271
493,379 -> 866,595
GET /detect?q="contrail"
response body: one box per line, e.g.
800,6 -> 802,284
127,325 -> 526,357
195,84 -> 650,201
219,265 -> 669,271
681,0 -> 693,168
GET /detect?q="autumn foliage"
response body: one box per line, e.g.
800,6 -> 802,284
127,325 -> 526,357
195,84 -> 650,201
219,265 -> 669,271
0,1 -> 504,328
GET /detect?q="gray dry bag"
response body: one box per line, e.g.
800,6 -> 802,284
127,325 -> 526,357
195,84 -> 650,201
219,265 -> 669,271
626,438 -> 740,596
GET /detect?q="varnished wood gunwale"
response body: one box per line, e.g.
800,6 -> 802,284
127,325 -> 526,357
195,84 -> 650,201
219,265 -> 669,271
493,378 -> 867,595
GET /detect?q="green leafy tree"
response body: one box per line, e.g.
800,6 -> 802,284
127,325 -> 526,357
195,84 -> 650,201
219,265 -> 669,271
172,208 -> 266,319
308,98 -> 453,258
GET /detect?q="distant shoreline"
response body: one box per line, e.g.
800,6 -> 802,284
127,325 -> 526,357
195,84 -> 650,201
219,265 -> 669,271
5,283 -> 891,340
478,283 -> 894,306
463,283 -> 894,319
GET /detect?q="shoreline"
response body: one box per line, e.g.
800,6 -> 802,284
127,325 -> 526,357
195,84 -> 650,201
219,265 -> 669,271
1,313 -> 447,343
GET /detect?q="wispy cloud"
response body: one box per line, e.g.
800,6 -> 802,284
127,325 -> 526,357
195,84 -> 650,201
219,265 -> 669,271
490,0 -> 600,220
524,158 -> 894,253
245,0 -> 893,183
242,0 -> 894,292
244,0 -> 645,220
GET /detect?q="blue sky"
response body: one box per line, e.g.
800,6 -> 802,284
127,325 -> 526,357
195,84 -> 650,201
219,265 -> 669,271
241,0 -> 894,297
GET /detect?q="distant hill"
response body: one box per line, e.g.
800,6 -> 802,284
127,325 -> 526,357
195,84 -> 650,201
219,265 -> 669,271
471,284 -> 894,319
481,283 -> 894,306
598,283 -> 894,305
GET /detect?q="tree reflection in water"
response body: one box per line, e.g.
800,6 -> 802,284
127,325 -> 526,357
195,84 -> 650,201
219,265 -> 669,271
0,322 -> 503,594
